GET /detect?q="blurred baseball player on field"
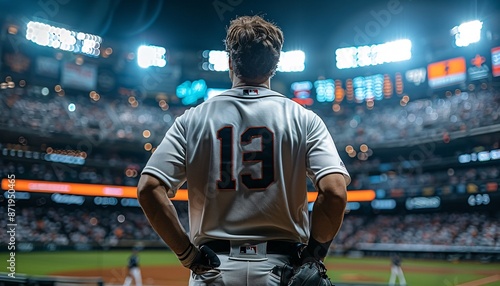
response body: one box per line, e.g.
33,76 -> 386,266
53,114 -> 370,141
123,248 -> 142,286
389,253 -> 407,286
138,15 -> 350,286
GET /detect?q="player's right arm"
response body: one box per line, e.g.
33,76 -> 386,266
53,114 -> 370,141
304,112 -> 350,261
311,173 -> 347,246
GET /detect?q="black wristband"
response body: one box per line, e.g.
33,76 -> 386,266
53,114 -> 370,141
307,237 -> 333,259
177,243 -> 194,262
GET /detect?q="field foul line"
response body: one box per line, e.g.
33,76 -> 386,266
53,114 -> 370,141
456,275 -> 500,286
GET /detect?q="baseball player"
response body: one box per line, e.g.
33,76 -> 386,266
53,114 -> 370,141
389,253 -> 407,286
138,15 -> 350,286
123,249 -> 142,286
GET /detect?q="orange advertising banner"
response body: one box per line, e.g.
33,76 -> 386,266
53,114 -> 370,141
1,179 -> 139,198
2,179 -> 375,202
427,57 -> 466,88
307,189 -> 376,202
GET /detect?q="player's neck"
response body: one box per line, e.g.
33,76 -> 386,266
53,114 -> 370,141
232,77 -> 270,89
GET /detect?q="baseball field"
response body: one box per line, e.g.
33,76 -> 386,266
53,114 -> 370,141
2,250 -> 500,285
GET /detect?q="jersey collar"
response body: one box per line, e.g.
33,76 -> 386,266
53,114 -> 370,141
220,86 -> 286,98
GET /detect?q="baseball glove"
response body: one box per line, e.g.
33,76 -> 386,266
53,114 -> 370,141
271,241 -> 334,286
286,260 -> 333,286
272,260 -> 333,286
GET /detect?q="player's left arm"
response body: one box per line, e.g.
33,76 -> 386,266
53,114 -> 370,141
138,115 -> 191,257
137,115 -> 220,274
138,174 -> 220,274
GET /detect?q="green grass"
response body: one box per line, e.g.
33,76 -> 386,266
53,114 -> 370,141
325,256 -> 500,286
2,250 -> 180,275
3,251 -> 500,285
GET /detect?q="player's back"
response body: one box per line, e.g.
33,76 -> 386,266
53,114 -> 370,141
180,87 -> 337,245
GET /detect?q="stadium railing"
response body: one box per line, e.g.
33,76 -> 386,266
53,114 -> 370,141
0,273 -> 103,286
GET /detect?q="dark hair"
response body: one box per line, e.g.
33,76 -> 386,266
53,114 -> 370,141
225,15 -> 284,82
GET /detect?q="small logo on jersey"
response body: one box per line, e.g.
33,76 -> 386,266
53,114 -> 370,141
340,161 -> 345,168
243,89 -> 259,95
240,245 -> 257,254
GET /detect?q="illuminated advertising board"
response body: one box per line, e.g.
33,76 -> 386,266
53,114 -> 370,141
291,81 -> 314,106
492,47 -> 500,77
468,54 -> 489,81
427,57 -> 466,89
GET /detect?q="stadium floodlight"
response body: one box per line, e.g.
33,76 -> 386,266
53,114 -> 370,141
202,50 -> 229,71
335,39 -> 412,69
26,21 -> 101,57
277,50 -> 305,72
137,45 -> 167,68
335,47 -> 357,69
451,20 -> 483,47
390,39 -> 412,63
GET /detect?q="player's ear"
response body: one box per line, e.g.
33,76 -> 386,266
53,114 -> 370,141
228,55 -> 233,71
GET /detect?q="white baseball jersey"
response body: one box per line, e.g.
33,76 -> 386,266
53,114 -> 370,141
142,86 -> 350,246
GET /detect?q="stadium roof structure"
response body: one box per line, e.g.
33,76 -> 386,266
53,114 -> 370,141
1,0 -> 500,102
1,0 -> 499,53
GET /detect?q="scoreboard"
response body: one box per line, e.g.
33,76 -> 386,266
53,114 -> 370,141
353,74 -> 383,102
290,45 -> 499,106
292,70 -> 413,105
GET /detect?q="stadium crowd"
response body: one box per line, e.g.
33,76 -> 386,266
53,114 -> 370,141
0,206 -> 160,246
0,92 -> 73,134
320,88 -> 500,146
0,203 -> 185,247
0,89 -> 174,142
1,204 -> 498,252
349,165 -> 500,194
333,212 -> 500,251
0,158 -> 140,186
1,86 -> 499,147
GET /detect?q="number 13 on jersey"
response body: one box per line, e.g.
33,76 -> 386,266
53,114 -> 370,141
216,126 -> 275,191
